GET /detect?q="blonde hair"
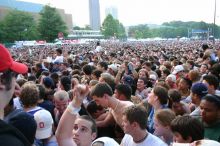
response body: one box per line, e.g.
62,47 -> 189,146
154,109 -> 176,126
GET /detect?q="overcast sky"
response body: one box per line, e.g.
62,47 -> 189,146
22,0 -> 220,27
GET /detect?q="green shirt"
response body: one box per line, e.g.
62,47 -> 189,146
204,121 -> 220,142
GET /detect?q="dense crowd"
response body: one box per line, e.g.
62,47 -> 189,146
0,40 -> 220,146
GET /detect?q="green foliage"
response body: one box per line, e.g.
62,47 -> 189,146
73,25 -> 92,30
102,14 -> 126,39
129,21 -> 220,38
0,10 -> 38,43
38,5 -> 67,42
128,24 -> 151,39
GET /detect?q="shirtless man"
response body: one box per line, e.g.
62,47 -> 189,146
90,82 -> 133,128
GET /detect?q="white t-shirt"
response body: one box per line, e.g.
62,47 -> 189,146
95,46 -> 102,52
52,55 -> 63,63
121,133 -> 168,146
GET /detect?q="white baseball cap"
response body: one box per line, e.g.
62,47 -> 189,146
108,64 -> 119,72
92,137 -> 119,146
149,74 -> 157,81
172,65 -> 184,74
166,74 -> 176,83
34,109 -> 53,139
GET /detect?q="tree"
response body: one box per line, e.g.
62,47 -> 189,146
117,22 -> 126,39
0,10 -> 38,43
73,26 -> 81,30
128,21 -> 220,39
38,5 -> 67,42
128,24 -> 151,39
84,25 -> 92,30
102,14 -> 126,39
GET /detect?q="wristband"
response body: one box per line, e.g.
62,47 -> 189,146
67,103 -> 81,115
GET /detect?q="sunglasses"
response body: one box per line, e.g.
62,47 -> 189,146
0,70 -> 18,90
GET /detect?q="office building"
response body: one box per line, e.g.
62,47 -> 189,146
0,0 -> 73,32
105,6 -> 118,19
89,0 -> 101,30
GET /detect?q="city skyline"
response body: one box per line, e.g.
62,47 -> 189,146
17,0 -> 220,27
89,0 -> 101,30
105,5 -> 118,19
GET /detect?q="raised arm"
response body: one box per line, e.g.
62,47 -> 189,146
56,85 -> 89,146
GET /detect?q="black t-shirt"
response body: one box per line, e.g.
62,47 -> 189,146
0,119 -> 31,146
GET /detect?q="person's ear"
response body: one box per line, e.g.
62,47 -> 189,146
103,94 -> 109,99
92,132 -> 97,141
186,136 -> 192,143
164,125 -> 170,130
132,122 -> 139,128
154,96 -> 159,102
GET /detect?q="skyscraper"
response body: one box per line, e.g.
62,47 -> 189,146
105,6 -> 118,19
89,0 -> 101,30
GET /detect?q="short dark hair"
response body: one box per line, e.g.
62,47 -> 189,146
90,83 -> 113,97
35,62 -> 42,69
202,94 -> 220,109
202,44 -> 209,51
83,64 -> 93,75
203,74 -> 219,90
56,48 -> 62,54
142,61 -> 152,68
153,86 -> 168,105
115,84 -> 132,100
123,105 -> 148,129
27,75 -> 37,82
168,89 -> 181,102
98,61 -> 108,71
180,77 -> 192,89
92,69 -> 103,79
86,101 -> 104,116
36,84 -> 46,100
79,115 -> 97,134
60,76 -> 71,91
162,68 -> 171,76
171,115 -> 204,142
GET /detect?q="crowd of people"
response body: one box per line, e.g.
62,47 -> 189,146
0,39 -> 220,146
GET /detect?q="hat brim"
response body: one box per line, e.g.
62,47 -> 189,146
35,126 -> 52,139
10,61 -> 28,74
172,71 -> 178,74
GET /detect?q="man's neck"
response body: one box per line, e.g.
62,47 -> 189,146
153,102 -> 162,111
162,132 -> 173,144
132,129 -> 148,143
108,97 -> 119,110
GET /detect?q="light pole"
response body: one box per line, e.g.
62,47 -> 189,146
213,0 -> 216,43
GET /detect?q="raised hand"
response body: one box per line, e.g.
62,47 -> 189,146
72,84 -> 90,108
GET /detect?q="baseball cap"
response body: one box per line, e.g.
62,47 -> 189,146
191,82 -> 208,97
123,75 -> 134,85
166,74 -> 176,82
34,109 -> 53,139
0,44 -> 28,74
43,77 -> 54,88
149,74 -> 157,81
172,65 -> 184,74
92,137 -> 119,146
108,64 -> 119,72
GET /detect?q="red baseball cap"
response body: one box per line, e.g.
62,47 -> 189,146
0,44 -> 28,74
